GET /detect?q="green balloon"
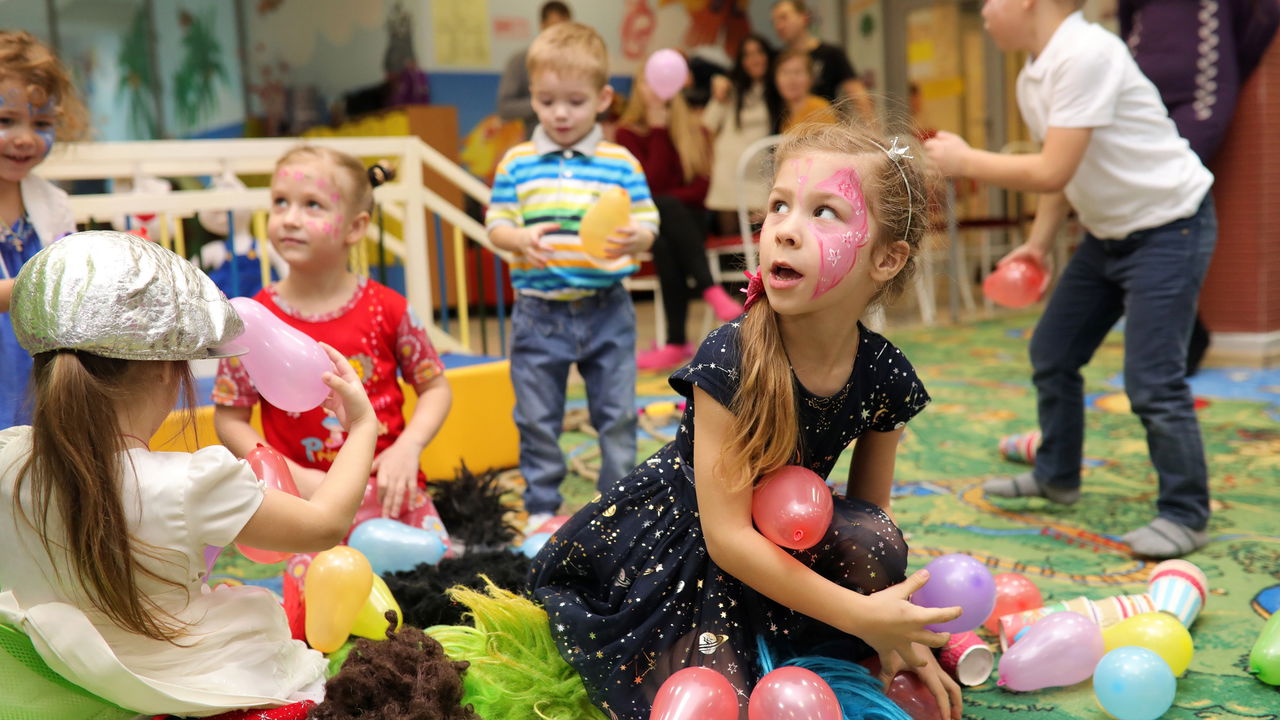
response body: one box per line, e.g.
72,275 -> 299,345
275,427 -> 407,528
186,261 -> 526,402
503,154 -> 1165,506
1250,611 -> 1280,685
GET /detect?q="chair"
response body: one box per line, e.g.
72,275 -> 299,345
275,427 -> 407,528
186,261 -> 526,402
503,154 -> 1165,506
0,623 -> 137,720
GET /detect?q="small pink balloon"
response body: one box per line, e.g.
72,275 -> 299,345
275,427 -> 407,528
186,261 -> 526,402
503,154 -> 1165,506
650,666 -> 739,720
748,666 -> 841,720
236,444 -> 301,564
644,49 -> 689,101
751,465 -> 833,550
997,611 -> 1105,691
229,297 -> 332,413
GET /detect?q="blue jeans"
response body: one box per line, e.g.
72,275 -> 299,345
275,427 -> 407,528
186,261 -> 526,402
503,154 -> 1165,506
1031,196 -> 1216,530
510,283 -> 638,515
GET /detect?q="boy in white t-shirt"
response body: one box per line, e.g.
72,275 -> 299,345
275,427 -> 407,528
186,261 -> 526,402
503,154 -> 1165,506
926,0 -> 1216,559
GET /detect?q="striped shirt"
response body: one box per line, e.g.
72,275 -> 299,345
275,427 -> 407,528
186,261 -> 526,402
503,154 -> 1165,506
486,125 -> 660,299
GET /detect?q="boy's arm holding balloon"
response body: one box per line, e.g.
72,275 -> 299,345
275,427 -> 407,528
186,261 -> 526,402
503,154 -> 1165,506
999,189 -> 1067,276
235,343 -> 378,551
491,223 -> 559,269
602,224 -> 656,259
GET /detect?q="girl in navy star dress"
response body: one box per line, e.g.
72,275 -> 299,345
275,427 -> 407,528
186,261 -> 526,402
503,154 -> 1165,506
530,121 -> 964,720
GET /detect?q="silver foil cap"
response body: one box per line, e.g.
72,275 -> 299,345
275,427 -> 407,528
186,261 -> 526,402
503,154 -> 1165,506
11,230 -> 246,360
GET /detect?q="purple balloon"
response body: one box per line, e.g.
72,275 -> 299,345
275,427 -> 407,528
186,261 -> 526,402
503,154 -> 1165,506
911,554 -> 996,633
998,611 -> 1105,691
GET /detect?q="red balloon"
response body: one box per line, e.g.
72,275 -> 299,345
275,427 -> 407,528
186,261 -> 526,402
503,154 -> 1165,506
751,466 -> 833,550
860,657 -> 943,720
650,666 -> 739,720
983,258 -> 1046,308
982,572 -> 1043,635
237,444 -> 301,564
748,666 -> 841,720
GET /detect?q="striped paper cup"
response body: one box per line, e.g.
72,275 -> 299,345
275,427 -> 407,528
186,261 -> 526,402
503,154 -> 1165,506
940,631 -> 995,686
1148,559 -> 1208,627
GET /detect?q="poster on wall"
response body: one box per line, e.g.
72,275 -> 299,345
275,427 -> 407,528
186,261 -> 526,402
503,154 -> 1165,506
432,0 -> 492,68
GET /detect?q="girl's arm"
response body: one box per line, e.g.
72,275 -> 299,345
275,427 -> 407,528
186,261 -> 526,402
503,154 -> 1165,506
370,373 -> 452,518
692,387 -> 958,659
847,427 -> 902,519
0,278 -> 13,313
235,343 -> 378,551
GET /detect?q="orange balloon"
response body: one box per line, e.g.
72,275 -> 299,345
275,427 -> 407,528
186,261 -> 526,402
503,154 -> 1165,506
578,187 -> 631,260
304,546 -> 374,653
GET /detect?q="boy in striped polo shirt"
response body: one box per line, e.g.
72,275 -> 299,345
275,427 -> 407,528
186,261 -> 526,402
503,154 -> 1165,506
487,22 -> 659,532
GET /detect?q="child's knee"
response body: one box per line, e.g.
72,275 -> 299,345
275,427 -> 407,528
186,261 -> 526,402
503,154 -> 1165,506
811,499 -> 908,594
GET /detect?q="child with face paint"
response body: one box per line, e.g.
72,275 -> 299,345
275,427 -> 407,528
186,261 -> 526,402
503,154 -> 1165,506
530,122 -> 964,720
213,146 -> 454,544
0,31 -> 85,428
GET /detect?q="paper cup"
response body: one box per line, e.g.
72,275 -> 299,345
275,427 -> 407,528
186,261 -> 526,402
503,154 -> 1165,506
998,430 -> 1041,464
1148,559 -> 1207,627
940,631 -> 995,686
1093,593 -> 1155,627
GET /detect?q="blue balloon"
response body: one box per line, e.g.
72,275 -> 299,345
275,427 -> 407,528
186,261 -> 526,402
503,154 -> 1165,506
1093,647 -> 1176,720
348,518 -> 446,575
521,532 -> 552,558
1013,627 -> 1030,644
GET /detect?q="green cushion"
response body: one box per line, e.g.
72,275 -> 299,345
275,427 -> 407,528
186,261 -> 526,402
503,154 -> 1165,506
0,623 -> 138,720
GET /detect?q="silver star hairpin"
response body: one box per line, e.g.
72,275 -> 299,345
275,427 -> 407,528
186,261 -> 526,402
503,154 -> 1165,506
887,136 -> 915,161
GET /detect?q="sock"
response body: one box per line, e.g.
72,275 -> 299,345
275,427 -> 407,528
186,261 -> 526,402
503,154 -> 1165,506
1121,517 -> 1208,558
982,471 -> 1080,505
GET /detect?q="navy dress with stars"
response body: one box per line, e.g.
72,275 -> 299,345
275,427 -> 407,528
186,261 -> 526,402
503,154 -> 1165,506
529,319 -> 931,720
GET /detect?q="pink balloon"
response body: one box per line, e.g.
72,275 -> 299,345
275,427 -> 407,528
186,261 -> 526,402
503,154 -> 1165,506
650,666 -> 739,720
229,297 -> 332,412
748,667 -> 841,720
997,611 -> 1105,691
751,466 -> 833,550
236,444 -> 301,564
983,258 -> 1047,309
644,49 -> 689,101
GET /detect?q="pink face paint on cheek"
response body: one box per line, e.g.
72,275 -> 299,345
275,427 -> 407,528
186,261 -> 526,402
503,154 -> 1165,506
810,167 -> 871,298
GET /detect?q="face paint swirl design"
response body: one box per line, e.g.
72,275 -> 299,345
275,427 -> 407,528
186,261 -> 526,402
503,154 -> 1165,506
810,167 -> 871,298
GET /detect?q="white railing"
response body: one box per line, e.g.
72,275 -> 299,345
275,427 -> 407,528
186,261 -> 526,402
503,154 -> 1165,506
39,136 -> 508,354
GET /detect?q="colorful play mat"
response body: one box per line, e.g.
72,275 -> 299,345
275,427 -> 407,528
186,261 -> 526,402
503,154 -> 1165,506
206,311 -> 1279,719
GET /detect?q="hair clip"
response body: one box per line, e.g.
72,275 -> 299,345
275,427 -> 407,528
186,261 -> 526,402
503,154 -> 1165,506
886,136 -> 915,161
367,163 -> 392,188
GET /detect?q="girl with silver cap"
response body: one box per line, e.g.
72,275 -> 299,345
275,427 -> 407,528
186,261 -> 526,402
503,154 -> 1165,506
0,31 -> 84,428
0,231 -> 378,715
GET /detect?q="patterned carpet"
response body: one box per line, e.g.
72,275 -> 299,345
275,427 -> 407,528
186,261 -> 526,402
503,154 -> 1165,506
213,312 -> 1280,718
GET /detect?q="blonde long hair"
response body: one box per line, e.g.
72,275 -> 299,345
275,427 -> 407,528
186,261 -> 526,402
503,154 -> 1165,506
720,120 -> 931,491
618,69 -> 711,183
14,353 -> 197,642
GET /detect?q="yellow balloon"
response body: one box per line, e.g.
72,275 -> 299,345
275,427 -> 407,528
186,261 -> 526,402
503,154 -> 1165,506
578,187 -> 631,260
349,575 -> 403,640
304,546 -> 374,653
1102,611 -> 1194,676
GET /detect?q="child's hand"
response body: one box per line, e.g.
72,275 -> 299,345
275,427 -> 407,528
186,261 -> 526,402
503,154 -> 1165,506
924,131 -> 972,178
371,439 -> 422,519
604,225 -> 654,259
878,645 -> 963,720
858,570 -> 961,667
999,242 -> 1054,296
319,342 -> 373,431
519,222 -> 560,268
